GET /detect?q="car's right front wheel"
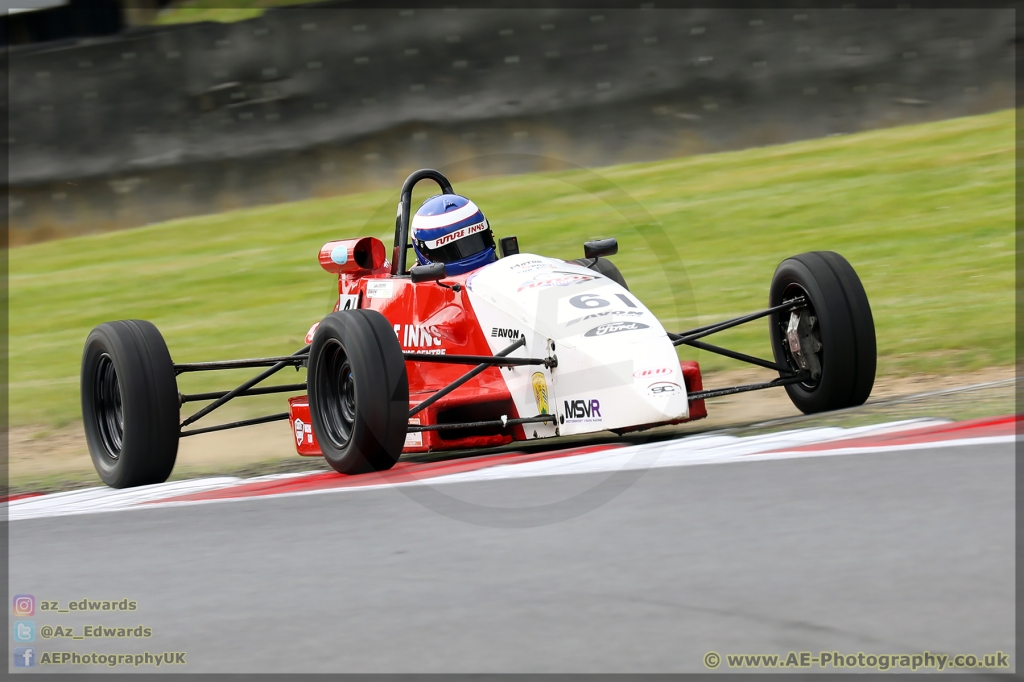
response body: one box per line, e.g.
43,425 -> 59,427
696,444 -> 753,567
307,309 -> 409,474
769,251 -> 876,414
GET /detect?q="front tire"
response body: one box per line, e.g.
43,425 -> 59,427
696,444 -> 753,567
308,309 -> 409,474
81,320 -> 180,488
769,251 -> 876,414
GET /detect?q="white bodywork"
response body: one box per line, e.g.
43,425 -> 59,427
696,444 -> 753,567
466,253 -> 689,437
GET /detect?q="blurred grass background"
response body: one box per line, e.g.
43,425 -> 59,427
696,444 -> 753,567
9,108 -> 1013,429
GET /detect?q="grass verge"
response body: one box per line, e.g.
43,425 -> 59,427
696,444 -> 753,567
9,109 -> 1014,430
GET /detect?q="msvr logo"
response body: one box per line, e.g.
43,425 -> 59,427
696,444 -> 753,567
563,399 -> 601,420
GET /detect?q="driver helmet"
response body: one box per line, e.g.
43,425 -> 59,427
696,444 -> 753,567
411,194 -> 497,276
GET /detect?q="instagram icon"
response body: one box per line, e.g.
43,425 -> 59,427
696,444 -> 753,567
12,595 -> 34,617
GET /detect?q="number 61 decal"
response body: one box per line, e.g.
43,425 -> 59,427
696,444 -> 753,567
569,293 -> 637,309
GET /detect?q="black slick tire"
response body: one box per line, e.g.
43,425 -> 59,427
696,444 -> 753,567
768,251 -> 876,414
81,320 -> 180,488
307,309 -> 409,474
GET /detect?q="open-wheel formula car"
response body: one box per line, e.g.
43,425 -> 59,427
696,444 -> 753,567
81,169 -> 876,488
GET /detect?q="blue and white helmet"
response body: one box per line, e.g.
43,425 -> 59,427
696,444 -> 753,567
411,194 -> 497,276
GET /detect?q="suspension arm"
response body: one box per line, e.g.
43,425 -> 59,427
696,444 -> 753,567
179,345 -> 311,430
179,382 -> 308,404
670,296 -> 807,345
403,352 -> 553,368
408,337 -> 527,419
174,355 -> 307,374
180,412 -> 291,438
686,374 -> 806,401
407,414 -> 554,432
675,338 -> 793,374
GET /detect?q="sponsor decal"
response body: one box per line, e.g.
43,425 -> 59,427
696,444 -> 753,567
405,418 -> 423,447
330,245 -> 348,265
633,367 -> 673,378
293,418 -> 313,445
584,321 -> 650,337
491,327 -> 522,339
509,258 -> 547,273
366,280 -> 394,299
531,372 -> 550,415
563,398 -> 602,423
422,221 -> 487,248
566,309 -> 645,327
339,294 -> 359,311
647,382 -> 682,396
516,271 -> 596,293
394,324 -> 446,354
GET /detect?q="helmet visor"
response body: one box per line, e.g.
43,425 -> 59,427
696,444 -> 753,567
418,229 -> 495,265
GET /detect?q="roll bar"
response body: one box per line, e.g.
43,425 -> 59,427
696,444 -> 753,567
393,169 -> 455,276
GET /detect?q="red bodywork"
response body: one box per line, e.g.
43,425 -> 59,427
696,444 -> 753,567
287,237 -> 706,456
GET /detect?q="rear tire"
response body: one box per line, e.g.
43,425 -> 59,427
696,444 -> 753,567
81,320 -> 180,488
769,251 -> 876,414
308,309 -> 409,474
570,256 -> 629,290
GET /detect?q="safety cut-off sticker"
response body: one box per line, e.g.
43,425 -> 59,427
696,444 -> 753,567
366,281 -> 394,299
405,418 -> 423,448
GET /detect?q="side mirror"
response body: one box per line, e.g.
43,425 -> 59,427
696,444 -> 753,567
584,238 -> 618,259
410,262 -> 447,283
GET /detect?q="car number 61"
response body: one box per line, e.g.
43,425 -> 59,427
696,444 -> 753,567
569,293 -> 637,309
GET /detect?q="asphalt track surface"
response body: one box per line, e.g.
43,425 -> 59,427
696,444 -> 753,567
8,439 -> 1014,674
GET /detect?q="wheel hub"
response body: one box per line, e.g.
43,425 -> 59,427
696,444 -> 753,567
94,353 -> 124,460
315,338 -> 356,449
786,309 -> 822,381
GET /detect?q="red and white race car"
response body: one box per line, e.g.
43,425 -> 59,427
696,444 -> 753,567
80,169 -> 876,488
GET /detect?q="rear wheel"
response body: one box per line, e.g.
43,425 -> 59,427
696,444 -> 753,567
81,320 -> 180,488
769,251 -> 875,414
308,309 -> 409,474
570,256 -> 629,290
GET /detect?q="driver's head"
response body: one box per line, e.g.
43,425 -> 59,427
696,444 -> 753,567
411,194 -> 497,276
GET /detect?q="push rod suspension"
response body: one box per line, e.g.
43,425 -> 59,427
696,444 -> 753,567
670,296 -> 807,345
408,337 -> 526,419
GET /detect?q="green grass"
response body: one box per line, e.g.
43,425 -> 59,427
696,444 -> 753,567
152,0 -> 320,25
9,109 -> 1014,429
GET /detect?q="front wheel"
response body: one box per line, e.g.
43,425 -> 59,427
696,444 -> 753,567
307,309 -> 409,474
769,251 -> 876,414
81,320 -> 180,488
